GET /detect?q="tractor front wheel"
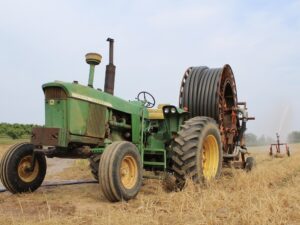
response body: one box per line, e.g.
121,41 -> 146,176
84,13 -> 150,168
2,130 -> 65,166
0,143 -> 47,193
99,141 -> 142,202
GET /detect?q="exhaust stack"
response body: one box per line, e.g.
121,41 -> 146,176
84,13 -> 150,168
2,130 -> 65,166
104,38 -> 116,95
85,53 -> 102,88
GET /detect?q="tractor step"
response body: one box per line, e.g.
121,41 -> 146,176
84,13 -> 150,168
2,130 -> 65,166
143,161 -> 165,166
143,148 -> 166,169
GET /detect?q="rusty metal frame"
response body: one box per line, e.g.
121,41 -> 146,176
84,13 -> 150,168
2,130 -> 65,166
31,127 -> 60,146
269,133 -> 290,157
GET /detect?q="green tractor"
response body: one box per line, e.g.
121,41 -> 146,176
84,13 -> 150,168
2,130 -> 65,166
0,38 -> 254,202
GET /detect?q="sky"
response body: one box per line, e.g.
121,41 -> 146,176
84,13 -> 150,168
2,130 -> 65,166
0,0 -> 299,140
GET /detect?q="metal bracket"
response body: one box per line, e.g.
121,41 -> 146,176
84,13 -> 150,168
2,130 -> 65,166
28,152 -> 38,172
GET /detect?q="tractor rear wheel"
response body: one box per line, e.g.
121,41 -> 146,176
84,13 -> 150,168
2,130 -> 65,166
99,141 -> 142,202
172,117 -> 222,188
89,154 -> 101,181
0,142 -> 47,193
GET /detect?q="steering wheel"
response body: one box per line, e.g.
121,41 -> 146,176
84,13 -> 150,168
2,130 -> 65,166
137,91 -> 156,108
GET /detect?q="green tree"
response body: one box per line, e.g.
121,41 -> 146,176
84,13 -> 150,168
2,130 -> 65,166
0,123 -> 40,139
245,133 -> 258,146
287,131 -> 300,143
6,128 -> 24,139
257,135 -> 266,146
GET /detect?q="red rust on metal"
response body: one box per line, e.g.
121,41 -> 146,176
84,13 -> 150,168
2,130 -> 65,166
269,133 -> 290,157
31,127 -> 60,146
44,87 -> 67,100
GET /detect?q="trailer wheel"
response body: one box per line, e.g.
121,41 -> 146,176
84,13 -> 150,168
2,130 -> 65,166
89,154 -> 101,181
0,143 -> 46,193
245,157 -> 256,172
172,117 -> 222,188
99,141 -> 142,202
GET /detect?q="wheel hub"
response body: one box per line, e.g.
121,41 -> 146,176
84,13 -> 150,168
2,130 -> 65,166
17,156 -> 39,183
120,155 -> 138,189
202,135 -> 219,180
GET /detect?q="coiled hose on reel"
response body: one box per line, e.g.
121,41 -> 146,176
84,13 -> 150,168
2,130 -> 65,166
179,64 -> 239,154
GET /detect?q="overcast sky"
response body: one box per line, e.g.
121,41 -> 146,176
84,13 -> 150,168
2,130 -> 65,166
0,0 -> 299,139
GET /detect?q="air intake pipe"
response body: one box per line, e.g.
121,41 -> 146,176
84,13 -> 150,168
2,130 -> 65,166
85,53 -> 102,88
104,38 -> 116,95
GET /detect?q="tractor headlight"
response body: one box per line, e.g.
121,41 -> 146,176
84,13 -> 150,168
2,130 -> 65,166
164,108 -> 170,114
171,108 -> 177,114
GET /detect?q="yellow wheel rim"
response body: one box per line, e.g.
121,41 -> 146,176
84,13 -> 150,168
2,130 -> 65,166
202,135 -> 219,180
120,155 -> 138,189
17,156 -> 39,183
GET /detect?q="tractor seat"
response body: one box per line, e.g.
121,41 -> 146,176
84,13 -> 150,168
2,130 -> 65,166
147,104 -> 166,120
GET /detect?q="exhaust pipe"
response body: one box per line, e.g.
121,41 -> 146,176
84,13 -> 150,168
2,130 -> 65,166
104,38 -> 116,95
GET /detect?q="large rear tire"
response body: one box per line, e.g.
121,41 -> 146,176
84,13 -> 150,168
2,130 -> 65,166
172,117 -> 222,187
0,143 -> 47,193
99,141 -> 142,202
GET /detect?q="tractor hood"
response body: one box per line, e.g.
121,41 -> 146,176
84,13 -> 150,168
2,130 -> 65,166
42,81 -> 148,117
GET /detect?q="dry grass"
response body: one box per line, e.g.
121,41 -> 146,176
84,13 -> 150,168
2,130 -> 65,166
0,144 -> 300,225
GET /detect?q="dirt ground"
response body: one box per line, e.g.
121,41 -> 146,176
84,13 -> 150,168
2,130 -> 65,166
0,143 -> 300,225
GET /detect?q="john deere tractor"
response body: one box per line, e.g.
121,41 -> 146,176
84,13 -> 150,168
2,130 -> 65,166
0,38 -> 254,202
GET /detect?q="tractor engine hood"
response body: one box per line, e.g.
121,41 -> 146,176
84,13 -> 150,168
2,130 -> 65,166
42,81 -> 148,117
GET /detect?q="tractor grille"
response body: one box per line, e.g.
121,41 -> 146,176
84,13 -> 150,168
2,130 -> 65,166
86,103 -> 106,138
44,87 -> 67,100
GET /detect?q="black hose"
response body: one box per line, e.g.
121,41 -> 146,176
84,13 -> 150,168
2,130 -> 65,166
0,173 -> 162,193
179,65 -> 237,122
0,180 -> 98,193
179,64 -> 239,154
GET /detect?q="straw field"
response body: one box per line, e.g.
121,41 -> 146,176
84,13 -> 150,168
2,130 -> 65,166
0,143 -> 299,225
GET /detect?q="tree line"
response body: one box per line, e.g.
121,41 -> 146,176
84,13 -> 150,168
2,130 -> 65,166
245,133 -> 275,146
245,131 -> 300,146
1,122 -> 300,144
287,131 -> 300,143
0,123 -> 40,139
